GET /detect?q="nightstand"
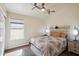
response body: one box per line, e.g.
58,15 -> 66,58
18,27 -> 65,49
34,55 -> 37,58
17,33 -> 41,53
68,40 -> 79,55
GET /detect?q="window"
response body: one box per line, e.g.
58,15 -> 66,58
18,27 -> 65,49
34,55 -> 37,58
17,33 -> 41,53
10,18 -> 24,40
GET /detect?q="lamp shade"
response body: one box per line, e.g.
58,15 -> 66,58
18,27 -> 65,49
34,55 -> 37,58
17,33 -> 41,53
72,29 -> 78,36
41,26 -> 50,35
41,8 -> 45,11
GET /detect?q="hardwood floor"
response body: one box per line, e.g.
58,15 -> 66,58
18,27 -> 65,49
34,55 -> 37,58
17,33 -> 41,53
4,45 -> 35,56
59,50 -> 79,56
5,45 -> 29,54
4,45 -> 79,56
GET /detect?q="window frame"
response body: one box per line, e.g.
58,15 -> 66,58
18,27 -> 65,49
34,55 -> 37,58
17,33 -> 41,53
9,18 -> 24,40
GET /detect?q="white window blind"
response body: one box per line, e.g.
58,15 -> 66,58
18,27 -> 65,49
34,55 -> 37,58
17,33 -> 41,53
10,18 -> 24,40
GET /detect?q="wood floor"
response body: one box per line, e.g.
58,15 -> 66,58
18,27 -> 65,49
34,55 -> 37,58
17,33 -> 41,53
59,50 -> 79,56
5,45 -> 29,53
4,45 -> 79,56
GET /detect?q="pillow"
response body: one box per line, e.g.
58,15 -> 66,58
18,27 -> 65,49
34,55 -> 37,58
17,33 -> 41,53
60,32 -> 67,38
50,32 -> 66,38
50,32 -> 61,37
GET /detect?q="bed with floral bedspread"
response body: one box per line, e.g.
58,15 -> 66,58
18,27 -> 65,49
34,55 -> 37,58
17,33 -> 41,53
30,35 -> 67,56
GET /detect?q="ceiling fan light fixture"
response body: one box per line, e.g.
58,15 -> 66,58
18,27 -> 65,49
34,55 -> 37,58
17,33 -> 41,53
32,3 -> 55,14
41,8 -> 45,11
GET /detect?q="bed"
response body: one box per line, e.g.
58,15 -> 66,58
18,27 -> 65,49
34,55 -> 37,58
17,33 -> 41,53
30,26 -> 68,56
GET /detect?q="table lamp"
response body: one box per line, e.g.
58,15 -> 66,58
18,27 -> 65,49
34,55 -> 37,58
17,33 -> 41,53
72,26 -> 79,41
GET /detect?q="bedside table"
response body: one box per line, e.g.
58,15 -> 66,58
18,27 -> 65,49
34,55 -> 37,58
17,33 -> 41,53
68,40 -> 79,55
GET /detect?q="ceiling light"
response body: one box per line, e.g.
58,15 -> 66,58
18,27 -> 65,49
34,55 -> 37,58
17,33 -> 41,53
41,8 -> 45,11
32,3 -> 55,14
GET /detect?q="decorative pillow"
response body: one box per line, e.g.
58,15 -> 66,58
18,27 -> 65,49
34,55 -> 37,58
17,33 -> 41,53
60,32 -> 67,38
50,32 -> 66,38
50,32 -> 61,37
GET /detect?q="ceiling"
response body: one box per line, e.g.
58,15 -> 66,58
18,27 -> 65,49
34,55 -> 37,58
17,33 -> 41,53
4,3 -> 79,19
4,3 -> 56,18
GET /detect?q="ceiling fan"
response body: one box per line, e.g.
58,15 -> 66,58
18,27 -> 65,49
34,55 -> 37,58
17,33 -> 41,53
32,3 -> 55,14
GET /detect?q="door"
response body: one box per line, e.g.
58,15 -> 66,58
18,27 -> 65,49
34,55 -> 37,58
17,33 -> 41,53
0,9 -> 5,56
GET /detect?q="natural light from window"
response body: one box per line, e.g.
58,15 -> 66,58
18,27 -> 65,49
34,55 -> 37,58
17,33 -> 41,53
10,18 -> 24,40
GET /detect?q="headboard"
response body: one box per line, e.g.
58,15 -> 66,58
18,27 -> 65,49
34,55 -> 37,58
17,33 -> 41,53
50,25 -> 70,38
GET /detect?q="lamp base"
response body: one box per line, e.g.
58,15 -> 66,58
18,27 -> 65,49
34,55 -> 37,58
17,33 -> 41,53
74,36 -> 77,41
74,40 -> 77,41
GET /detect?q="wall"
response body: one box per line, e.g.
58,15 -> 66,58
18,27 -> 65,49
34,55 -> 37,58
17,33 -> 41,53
0,4 -> 7,55
44,4 -> 79,27
6,12 -> 44,49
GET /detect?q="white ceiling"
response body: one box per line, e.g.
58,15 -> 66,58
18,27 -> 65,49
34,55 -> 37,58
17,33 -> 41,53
4,3 -> 56,18
4,3 -> 79,19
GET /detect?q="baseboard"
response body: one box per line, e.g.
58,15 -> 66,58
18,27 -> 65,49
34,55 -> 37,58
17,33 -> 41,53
5,44 -> 29,53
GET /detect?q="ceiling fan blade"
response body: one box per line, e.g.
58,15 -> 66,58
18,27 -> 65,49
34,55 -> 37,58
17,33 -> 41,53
32,3 -> 41,10
32,3 -> 37,10
42,3 -> 45,7
47,9 -> 55,14
48,10 -> 50,14
32,6 -> 41,10
48,12 -> 50,14
51,10 -> 55,12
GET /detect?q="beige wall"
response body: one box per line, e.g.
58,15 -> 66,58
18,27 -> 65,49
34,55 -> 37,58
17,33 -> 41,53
6,12 -> 44,49
44,4 -> 79,27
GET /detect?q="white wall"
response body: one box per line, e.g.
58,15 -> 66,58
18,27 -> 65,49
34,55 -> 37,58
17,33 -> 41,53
0,4 -> 7,55
6,12 -> 44,49
44,4 -> 79,27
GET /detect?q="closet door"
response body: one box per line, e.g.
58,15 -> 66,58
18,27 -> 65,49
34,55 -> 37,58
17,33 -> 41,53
0,10 -> 5,56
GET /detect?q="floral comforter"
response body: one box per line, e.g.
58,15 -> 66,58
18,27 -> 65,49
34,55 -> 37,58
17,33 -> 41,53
30,36 -> 67,56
